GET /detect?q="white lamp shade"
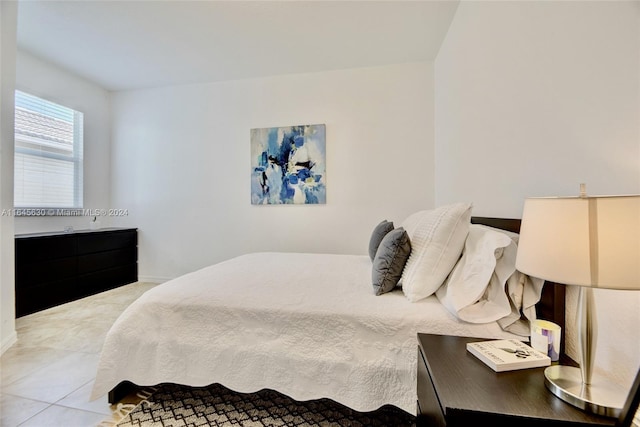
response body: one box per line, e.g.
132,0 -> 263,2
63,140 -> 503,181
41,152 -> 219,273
515,195 -> 640,290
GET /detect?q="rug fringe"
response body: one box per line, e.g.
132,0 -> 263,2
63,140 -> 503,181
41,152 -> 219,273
95,386 -> 158,427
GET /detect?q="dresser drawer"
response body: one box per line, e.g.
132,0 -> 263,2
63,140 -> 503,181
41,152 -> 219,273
16,257 -> 77,287
78,264 -> 137,294
77,230 -> 136,254
16,278 -> 77,316
77,247 -> 136,274
15,234 -> 76,264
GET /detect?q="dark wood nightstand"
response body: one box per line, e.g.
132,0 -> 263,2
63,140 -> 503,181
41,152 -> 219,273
417,333 -> 616,426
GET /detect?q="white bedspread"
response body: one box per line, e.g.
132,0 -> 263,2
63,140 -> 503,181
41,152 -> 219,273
91,252 -> 521,413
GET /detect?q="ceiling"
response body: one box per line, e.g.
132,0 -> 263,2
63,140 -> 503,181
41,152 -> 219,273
16,1 -> 460,92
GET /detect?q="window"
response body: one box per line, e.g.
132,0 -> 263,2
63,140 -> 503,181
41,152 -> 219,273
14,90 -> 83,210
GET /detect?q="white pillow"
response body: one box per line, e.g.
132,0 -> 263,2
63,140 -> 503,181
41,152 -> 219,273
400,202 -> 472,302
435,224 -> 516,323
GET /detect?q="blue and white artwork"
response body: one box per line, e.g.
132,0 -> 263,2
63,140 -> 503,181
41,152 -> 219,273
251,124 -> 326,205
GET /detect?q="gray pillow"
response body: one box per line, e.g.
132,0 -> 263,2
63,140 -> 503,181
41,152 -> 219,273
368,220 -> 394,261
372,227 -> 411,295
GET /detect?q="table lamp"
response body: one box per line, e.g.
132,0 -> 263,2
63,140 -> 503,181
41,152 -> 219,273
515,185 -> 640,418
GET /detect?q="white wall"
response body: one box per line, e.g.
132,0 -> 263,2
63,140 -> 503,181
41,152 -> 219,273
110,63 -> 434,281
435,1 -> 640,390
13,51 -> 111,234
0,0 -> 18,354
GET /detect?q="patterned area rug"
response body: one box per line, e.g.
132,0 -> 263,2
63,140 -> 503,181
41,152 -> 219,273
114,383 -> 416,427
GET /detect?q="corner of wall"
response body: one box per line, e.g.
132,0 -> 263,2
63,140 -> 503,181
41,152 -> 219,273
0,0 -> 18,355
1,331 -> 17,355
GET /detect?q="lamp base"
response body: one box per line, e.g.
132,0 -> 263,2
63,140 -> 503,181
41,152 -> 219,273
544,365 -> 626,418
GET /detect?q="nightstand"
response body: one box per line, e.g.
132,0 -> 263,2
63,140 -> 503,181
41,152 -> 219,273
416,333 -> 616,426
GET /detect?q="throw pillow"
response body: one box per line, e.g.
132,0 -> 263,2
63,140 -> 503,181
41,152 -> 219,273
368,220 -> 395,261
372,227 -> 412,295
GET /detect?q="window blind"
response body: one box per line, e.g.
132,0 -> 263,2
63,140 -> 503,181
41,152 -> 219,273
14,90 -> 83,209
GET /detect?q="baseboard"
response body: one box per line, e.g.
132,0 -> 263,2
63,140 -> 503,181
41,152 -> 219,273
138,275 -> 172,284
1,330 -> 17,355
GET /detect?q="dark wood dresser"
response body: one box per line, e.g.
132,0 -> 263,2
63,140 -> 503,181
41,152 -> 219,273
15,227 -> 137,317
417,333 -> 615,426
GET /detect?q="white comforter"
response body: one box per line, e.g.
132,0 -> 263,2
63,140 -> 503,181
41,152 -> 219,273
91,252 -> 521,413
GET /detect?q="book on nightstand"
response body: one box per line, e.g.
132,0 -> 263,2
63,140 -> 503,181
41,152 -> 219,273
466,339 -> 551,372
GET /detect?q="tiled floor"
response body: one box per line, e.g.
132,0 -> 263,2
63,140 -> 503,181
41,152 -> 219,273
0,282 -> 159,427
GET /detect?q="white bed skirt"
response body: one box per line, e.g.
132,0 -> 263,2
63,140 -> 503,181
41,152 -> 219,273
91,252 -> 520,413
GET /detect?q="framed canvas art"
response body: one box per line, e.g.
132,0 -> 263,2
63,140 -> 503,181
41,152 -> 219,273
251,124 -> 326,205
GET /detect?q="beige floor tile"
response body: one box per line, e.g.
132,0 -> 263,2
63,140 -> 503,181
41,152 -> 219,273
14,298 -> 95,327
2,351 -> 99,403
89,282 -> 158,305
14,282 -> 155,327
0,282 -> 151,426
18,404 -> 107,427
23,299 -> 125,325
0,393 -> 50,427
56,380 -> 114,416
83,302 -> 135,325
15,319 -> 112,354
16,306 -> 86,327
0,346 -> 76,387
100,281 -> 159,299
17,299 -> 115,324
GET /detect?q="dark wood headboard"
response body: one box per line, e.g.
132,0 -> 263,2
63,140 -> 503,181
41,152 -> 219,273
471,216 -> 566,353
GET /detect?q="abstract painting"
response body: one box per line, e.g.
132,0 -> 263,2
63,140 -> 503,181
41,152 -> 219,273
251,124 -> 326,205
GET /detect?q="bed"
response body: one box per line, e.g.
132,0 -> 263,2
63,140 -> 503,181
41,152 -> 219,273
91,207 -> 565,415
